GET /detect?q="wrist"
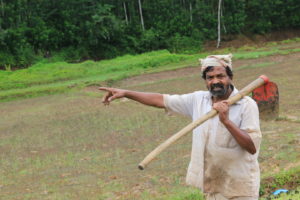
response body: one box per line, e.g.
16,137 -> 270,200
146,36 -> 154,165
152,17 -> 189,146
123,90 -> 129,97
221,119 -> 231,126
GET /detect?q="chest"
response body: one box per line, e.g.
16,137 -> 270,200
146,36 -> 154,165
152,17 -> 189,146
192,98 -> 244,148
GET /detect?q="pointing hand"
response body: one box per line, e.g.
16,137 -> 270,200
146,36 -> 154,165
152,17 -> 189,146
98,87 -> 126,105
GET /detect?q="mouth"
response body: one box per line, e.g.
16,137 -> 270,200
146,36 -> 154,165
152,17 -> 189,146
211,85 -> 224,91
209,84 -> 227,97
212,86 -> 223,91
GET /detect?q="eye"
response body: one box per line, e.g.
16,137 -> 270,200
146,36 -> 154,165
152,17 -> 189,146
217,74 -> 226,79
207,76 -> 213,80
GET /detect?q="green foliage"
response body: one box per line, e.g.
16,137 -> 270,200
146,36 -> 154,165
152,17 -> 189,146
1,41 -> 300,101
166,33 -> 203,54
0,52 -> 15,70
138,29 -> 161,52
0,0 -> 299,69
55,47 -> 89,63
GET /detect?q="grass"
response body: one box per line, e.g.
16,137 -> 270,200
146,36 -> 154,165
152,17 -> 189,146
0,50 -> 201,101
260,166 -> 300,197
280,37 -> 300,43
1,39 -> 300,102
0,38 -> 300,199
163,187 -> 204,200
236,62 -> 276,71
0,50 -> 197,91
0,95 -> 193,199
260,187 -> 300,200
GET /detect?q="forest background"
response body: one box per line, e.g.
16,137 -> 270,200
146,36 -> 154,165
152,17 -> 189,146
1,0 -> 300,70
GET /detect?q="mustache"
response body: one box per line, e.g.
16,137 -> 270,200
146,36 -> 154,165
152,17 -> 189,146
209,83 -> 227,97
210,83 -> 224,90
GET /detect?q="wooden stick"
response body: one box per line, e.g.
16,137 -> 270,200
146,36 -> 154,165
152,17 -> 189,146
138,75 -> 269,170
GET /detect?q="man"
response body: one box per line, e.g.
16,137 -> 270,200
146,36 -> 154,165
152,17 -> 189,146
99,54 -> 261,200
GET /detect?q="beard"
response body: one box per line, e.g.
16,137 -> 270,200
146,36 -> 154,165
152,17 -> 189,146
208,83 -> 230,97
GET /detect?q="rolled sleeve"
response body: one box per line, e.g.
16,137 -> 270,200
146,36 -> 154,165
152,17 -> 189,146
240,97 -> 262,150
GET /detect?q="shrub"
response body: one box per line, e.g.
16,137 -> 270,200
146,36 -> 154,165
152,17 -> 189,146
166,33 -> 203,54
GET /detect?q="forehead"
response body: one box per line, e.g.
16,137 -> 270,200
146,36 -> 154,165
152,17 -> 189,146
206,66 -> 227,76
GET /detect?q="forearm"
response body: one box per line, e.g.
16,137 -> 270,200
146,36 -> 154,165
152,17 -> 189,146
222,120 -> 256,154
124,90 -> 165,108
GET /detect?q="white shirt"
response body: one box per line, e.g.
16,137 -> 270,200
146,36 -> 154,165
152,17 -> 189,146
163,88 -> 261,198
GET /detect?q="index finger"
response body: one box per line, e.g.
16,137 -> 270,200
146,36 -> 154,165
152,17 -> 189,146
221,100 -> 229,104
99,87 -> 111,92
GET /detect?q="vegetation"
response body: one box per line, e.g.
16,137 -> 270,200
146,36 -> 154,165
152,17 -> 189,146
264,187 -> 300,200
1,38 -> 300,102
1,1 -> 299,199
0,50 -> 195,90
1,0 -> 300,69
0,50 -> 200,101
1,39 -> 300,199
260,167 -> 300,197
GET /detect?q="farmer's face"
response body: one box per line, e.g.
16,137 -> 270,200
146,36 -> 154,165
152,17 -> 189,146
205,66 -> 232,98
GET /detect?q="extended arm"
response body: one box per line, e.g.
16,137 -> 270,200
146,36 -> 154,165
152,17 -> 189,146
213,101 -> 257,154
99,87 -> 165,108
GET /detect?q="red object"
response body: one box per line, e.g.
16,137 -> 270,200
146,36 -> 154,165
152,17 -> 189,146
252,81 -> 279,120
259,75 -> 269,84
252,82 -> 278,102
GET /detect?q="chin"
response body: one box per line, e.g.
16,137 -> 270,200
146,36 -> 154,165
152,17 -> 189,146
211,90 -> 226,97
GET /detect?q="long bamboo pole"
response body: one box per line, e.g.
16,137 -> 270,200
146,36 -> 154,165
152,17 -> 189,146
138,75 -> 269,170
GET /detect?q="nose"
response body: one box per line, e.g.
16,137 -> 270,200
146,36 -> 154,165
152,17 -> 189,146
211,77 -> 220,84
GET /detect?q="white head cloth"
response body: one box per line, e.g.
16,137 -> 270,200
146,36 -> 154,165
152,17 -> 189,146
199,53 -> 233,72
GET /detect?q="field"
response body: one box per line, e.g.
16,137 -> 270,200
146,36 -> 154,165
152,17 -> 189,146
0,41 -> 300,199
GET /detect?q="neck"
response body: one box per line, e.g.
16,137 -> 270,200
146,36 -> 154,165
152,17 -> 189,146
212,85 -> 233,103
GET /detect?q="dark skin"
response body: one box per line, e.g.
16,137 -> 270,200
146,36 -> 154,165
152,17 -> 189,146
99,66 -> 256,154
99,88 -> 164,108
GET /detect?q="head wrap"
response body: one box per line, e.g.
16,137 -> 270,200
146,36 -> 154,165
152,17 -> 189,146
199,53 -> 233,72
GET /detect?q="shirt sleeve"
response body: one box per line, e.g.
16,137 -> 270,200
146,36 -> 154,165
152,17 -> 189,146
240,97 -> 262,150
163,93 -> 195,118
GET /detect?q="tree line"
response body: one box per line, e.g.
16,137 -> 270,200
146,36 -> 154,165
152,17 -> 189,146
0,0 -> 299,69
